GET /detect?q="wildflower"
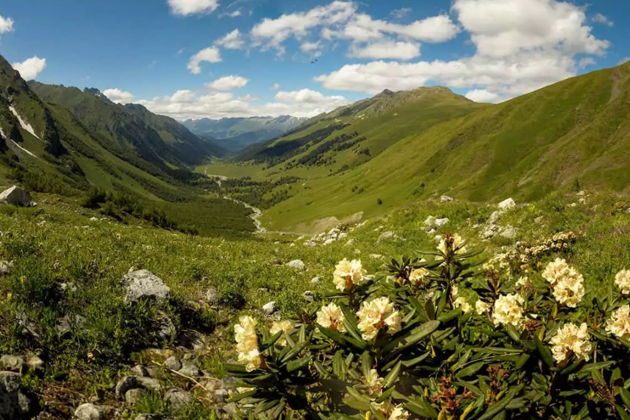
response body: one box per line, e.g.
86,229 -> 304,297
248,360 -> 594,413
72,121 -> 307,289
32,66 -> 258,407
551,271 -> 584,307
234,316 -> 262,372
606,305 -> 630,340
550,323 -> 592,364
492,294 -> 525,328
475,300 -> 491,315
516,276 -> 529,287
454,297 -> 472,313
333,258 -> 366,291
316,303 -> 347,332
409,268 -> 430,287
542,258 -> 570,285
356,297 -> 401,341
270,320 -> 295,345
437,233 -> 467,255
364,369 -> 384,395
615,269 -> 630,295
371,401 -> 410,420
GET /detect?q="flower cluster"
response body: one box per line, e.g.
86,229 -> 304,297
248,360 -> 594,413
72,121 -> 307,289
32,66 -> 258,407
270,320 -> 295,345
492,294 -> 525,328
234,316 -> 262,372
549,323 -> 592,364
451,286 -> 472,313
542,258 -> 584,307
356,297 -> 401,341
606,305 -> 630,340
409,268 -> 430,287
316,303 -> 347,332
437,233 -> 467,256
370,400 -> 410,420
364,369 -> 385,395
615,269 -> 630,295
333,258 -> 366,291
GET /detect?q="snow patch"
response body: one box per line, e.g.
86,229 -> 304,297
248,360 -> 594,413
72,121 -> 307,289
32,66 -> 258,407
9,106 -> 40,140
0,125 -> 39,159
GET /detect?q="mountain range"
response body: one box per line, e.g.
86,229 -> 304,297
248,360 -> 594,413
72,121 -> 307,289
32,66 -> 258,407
183,115 -> 306,152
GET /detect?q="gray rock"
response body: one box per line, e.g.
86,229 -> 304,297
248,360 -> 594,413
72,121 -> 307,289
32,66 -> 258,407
130,365 -> 148,377
0,261 -> 13,276
178,361 -> 200,377
164,388 -> 193,408
0,355 -> 24,372
26,355 -> 44,372
310,276 -> 321,284
163,356 -> 182,371
377,231 -> 402,243
0,371 -> 21,393
122,269 -> 170,303
74,403 -> 112,420
488,210 -> 502,224
0,186 -> 33,207
137,376 -> 162,392
144,366 -> 162,378
213,388 -> 229,403
481,224 -> 500,239
125,388 -> 146,405
303,291 -> 314,302
286,260 -> 306,270
204,287 -> 218,305
498,198 -> 516,210
440,195 -> 454,202
115,376 -> 138,400
500,225 -> 518,239
157,313 -> 177,342
17,391 -> 31,414
262,301 -> 277,315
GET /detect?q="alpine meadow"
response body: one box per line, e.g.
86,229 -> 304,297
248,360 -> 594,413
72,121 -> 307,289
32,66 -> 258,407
0,1 -> 629,419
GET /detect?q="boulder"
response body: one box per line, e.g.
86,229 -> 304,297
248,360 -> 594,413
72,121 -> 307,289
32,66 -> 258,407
286,260 -> 306,270
498,198 -> 516,210
488,210 -> 502,224
136,377 -> 161,392
178,361 -> 200,377
122,269 -> 170,303
0,186 -> 33,207
115,376 -> 138,400
124,388 -> 146,405
156,313 -> 177,342
164,388 -> 192,408
74,403 -> 112,420
163,356 -> 182,371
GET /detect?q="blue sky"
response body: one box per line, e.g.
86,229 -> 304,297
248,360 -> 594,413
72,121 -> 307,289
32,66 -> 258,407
0,0 -> 628,120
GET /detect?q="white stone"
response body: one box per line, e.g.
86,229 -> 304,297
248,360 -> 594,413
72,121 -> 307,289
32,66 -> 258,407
286,260 -> 306,270
122,269 -> 170,303
262,301 -> 277,315
498,198 -> 516,210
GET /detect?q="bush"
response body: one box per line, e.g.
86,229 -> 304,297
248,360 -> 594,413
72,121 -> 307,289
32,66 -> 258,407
226,233 -> 630,419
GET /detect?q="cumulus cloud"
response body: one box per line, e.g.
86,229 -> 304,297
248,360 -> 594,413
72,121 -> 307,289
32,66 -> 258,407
316,0 -> 609,101
0,15 -> 14,34
207,75 -> 249,91
168,0 -> 219,16
187,46 -> 221,74
135,87 -> 348,120
12,57 -> 47,81
103,88 -> 134,104
215,29 -> 244,49
592,13 -> 613,27
465,89 -> 500,103
390,8 -> 411,19
348,40 -> 420,60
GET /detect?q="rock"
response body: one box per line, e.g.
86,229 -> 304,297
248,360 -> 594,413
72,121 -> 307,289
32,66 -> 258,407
310,276 -> 321,283
89,217 -> 99,222
74,403 -> 112,420
144,366 -> 162,378
130,365 -> 148,377
377,231 -> 401,243
481,224 -> 500,239
157,313 -> 177,342
135,415 -> 158,420
0,186 -> 33,207
498,198 -> 516,210
323,238 -> 335,245
136,377 -> 161,392
122,269 -> 170,303
304,240 -> 317,247
488,210 -> 502,224
262,301 -> 277,315
0,261 -> 13,276
214,388 -> 229,403
124,388 -> 146,405
286,260 -> 306,270
115,376 -> 139,399
303,291 -> 314,302
26,355 -> 44,372
440,195 -> 454,202
163,356 -> 182,371
178,361 -> 200,377
17,391 -> 31,414
204,287 -> 218,305
500,225 -> 518,239
0,371 -> 20,393
0,355 -> 24,372
434,218 -> 449,228
164,388 -> 193,408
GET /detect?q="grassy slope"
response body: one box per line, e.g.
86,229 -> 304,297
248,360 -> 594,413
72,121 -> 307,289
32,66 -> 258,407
202,63 -> 630,232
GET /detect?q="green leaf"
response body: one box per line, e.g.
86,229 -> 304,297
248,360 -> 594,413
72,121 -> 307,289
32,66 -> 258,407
402,352 -> 430,368
437,309 -> 462,323
456,362 -> 485,378
620,388 -> 630,408
227,389 -> 257,403
535,336 -> 555,369
286,356 -> 311,372
477,384 -> 523,420
360,351 -> 372,378
385,320 -> 440,352
383,361 -> 402,388
403,397 -> 438,419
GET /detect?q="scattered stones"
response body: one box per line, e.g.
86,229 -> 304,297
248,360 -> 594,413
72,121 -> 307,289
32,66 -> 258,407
164,388 -> 193,408
0,186 -> 34,207
0,355 -> 24,372
0,261 -> 13,276
440,195 -> 454,202
163,356 -> 182,371
136,377 -> 161,392
178,361 -> 200,377
481,224 -> 500,239
377,231 -> 403,243
500,225 -> 518,239
303,291 -> 314,302
498,198 -> 516,210
156,313 -> 177,342
286,260 -> 306,270
130,365 -> 148,377
122,269 -> 170,303
262,301 -> 277,315
115,376 -> 138,399
424,216 -> 449,232
488,210 -> 502,225
124,388 -> 146,405
74,403 -> 112,420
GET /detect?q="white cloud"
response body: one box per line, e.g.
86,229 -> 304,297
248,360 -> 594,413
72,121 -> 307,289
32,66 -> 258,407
215,29 -> 244,49
348,40 -> 420,60
465,89 -> 500,103
170,89 -> 197,102
207,75 -> 249,90
103,88 -> 134,104
300,41 -> 322,53
342,14 -> 459,44
271,83 -> 281,90
592,13 -> 613,27
390,8 -> 411,19
12,57 -> 46,81
316,0 -> 609,101
0,15 -> 14,34
187,46 -> 221,74
168,0 -> 219,16
274,88 -> 347,106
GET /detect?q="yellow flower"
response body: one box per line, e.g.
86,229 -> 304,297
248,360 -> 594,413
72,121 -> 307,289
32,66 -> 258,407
475,300 -> 491,315
356,297 -> 401,341
551,271 -> 584,307
316,303 -> 347,332
615,269 -> 630,295
437,233 -> 467,255
606,305 -> 630,340
492,294 -> 525,328
364,369 -> 384,395
409,268 -> 430,287
270,320 -> 295,345
454,297 -> 472,313
333,258 -> 366,291
234,316 -> 262,372
550,323 -> 591,364
370,401 -> 410,420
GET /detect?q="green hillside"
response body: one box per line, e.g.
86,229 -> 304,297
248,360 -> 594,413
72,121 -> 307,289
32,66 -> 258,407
201,62 -> 630,232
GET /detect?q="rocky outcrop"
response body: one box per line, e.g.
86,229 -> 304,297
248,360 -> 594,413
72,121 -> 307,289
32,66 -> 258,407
0,186 -> 34,207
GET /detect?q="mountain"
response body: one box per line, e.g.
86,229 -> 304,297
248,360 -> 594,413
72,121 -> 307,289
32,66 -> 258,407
206,62 -> 630,232
183,115 -> 306,152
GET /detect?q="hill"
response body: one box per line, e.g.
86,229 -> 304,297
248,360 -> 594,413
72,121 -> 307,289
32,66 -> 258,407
202,62 -> 630,232
183,115 -> 306,152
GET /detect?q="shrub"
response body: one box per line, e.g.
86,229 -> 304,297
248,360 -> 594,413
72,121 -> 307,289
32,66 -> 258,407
227,233 -> 630,419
